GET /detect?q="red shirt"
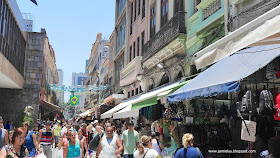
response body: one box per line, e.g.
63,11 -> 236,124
82,129 -> 88,145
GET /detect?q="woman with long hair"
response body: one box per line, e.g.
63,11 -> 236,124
58,130 -> 72,158
22,122 -> 42,158
174,133 -> 204,158
0,127 -> 29,158
151,132 -> 164,155
64,131 -> 83,158
134,135 -> 159,158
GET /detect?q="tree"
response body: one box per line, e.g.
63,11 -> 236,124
60,101 -> 75,118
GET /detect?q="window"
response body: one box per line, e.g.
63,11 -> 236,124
116,17 -> 126,52
137,37 -> 140,56
136,88 -> 139,95
134,0 -> 137,21
128,91 -> 131,98
193,0 -> 201,13
150,4 -> 156,38
129,46 -> 132,61
174,0 -> 184,14
159,73 -> 169,86
133,42 -> 136,59
161,0 -> 168,27
141,31 -> 145,50
117,0 -> 126,18
142,0 -> 145,19
130,2 -> 133,35
132,90 -> 135,96
138,0 -> 141,15
140,86 -> 143,93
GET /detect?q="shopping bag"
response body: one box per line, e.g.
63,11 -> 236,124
57,149 -> 63,158
36,152 -> 47,158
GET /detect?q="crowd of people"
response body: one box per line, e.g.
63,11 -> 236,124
0,115 -> 279,158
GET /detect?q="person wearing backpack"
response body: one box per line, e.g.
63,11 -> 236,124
174,133 -> 204,158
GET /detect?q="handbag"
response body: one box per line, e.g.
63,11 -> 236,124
88,133 -> 104,151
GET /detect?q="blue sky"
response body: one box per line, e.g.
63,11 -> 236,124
16,0 -> 115,102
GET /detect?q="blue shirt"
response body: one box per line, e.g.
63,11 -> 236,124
174,146 -> 204,158
24,131 -> 35,149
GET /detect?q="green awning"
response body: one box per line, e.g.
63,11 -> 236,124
131,80 -> 190,110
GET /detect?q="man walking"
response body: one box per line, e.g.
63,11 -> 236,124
53,120 -> 62,148
97,126 -> 123,158
38,121 -> 54,158
141,124 -> 151,136
0,116 -> 8,150
122,122 -> 139,158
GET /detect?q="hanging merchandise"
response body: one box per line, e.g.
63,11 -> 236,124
47,84 -> 108,93
259,90 -> 276,116
237,90 -> 254,119
164,104 -> 177,119
151,103 -> 164,121
273,93 -> 280,121
241,120 -> 257,142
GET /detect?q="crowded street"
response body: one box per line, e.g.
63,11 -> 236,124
1,0 -> 280,158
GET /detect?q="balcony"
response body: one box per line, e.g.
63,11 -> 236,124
142,12 -> 186,62
104,86 -> 112,98
202,0 -> 221,20
120,56 -> 143,87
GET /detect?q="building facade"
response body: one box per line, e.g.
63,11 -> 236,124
57,69 -> 64,105
139,0 -> 187,94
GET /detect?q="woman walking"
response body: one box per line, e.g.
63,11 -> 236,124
22,122 -> 42,158
174,133 -> 204,158
64,131 -> 83,158
0,127 -> 29,158
134,135 -> 159,158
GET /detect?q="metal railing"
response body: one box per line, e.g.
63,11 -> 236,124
203,0 -> 221,20
142,12 -> 186,61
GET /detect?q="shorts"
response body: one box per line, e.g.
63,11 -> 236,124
28,148 -> 37,157
55,136 -> 59,143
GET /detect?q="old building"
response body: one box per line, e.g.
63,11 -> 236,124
119,0 -> 148,98
140,0 -> 187,93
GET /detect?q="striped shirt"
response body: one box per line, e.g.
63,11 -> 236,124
40,128 -> 52,145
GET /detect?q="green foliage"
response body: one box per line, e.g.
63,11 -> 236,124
60,101 -> 75,117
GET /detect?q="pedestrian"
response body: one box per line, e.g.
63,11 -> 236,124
8,130 -> 14,144
151,132 -> 164,155
174,133 -> 204,158
58,130 -> 72,158
38,121 -> 54,158
87,124 -> 94,144
22,122 -> 42,158
266,136 -> 280,158
134,135 -> 159,158
36,119 -> 42,130
0,116 -> 8,150
32,124 -> 39,140
141,124 -> 152,137
96,126 -> 123,158
64,131 -> 83,158
80,123 -> 89,156
0,127 -> 29,157
122,121 -> 140,158
53,120 -> 62,148
78,128 -> 88,157
5,121 -> 10,132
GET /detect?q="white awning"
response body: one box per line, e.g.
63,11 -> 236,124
195,4 -> 280,70
79,109 -> 95,117
100,95 -> 141,119
112,81 -> 181,119
113,104 -> 139,119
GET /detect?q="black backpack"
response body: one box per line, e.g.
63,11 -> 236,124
259,90 -> 274,113
88,132 -> 104,151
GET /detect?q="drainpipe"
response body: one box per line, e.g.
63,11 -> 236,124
224,0 -> 229,35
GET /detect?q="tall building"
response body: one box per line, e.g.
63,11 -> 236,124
72,72 -> 87,87
85,60 -> 88,73
57,69 -> 64,105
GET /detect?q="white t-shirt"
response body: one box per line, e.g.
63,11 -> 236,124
134,148 -> 159,158
151,139 -> 161,154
